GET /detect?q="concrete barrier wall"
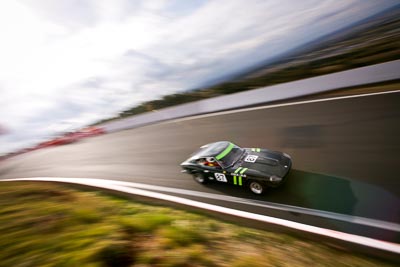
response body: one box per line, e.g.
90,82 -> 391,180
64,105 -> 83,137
102,60 -> 400,132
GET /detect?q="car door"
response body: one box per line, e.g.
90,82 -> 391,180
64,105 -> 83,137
207,164 -> 239,185
213,170 -> 229,183
197,158 -> 227,183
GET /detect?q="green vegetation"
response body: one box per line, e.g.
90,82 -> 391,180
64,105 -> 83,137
0,182 -> 395,267
94,9 -> 400,125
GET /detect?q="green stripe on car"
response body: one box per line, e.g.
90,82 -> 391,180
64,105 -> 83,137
233,167 -> 242,185
216,143 -> 235,160
234,167 -> 242,173
239,168 -> 247,186
233,167 -> 246,186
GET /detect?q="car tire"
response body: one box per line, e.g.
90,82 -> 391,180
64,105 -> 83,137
193,173 -> 207,184
248,180 -> 265,195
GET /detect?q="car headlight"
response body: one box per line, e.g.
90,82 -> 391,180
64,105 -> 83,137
269,175 -> 282,182
283,153 -> 291,159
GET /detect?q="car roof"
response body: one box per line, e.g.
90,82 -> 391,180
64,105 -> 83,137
192,141 -> 231,158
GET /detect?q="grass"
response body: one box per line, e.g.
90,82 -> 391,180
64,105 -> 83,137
0,182 -> 396,267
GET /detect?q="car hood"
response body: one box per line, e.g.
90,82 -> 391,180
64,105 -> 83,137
234,149 -> 291,177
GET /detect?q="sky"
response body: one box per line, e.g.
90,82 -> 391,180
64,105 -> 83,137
0,0 -> 398,155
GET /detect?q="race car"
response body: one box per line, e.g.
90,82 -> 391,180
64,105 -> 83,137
180,141 -> 292,195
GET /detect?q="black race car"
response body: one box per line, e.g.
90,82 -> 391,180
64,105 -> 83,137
180,141 -> 292,195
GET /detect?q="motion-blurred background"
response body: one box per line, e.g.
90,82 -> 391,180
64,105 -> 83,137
1,0 -> 399,157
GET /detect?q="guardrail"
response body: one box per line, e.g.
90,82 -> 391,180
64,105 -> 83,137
102,60 -> 400,133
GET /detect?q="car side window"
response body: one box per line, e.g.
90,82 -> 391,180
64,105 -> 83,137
197,158 -> 221,169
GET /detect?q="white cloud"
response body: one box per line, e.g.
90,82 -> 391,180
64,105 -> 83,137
0,0 -> 398,154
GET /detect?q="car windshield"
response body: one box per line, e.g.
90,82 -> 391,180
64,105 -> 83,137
196,142 -> 229,157
217,144 -> 244,168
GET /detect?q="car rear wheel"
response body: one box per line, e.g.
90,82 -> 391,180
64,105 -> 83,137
249,180 -> 265,195
193,173 -> 207,184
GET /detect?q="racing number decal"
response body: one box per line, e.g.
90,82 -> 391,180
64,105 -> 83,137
214,173 -> 227,182
244,155 -> 258,163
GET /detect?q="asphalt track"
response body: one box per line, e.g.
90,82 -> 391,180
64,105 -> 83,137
1,90 -> 399,242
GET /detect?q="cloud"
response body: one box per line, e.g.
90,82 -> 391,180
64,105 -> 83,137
0,0 -> 398,154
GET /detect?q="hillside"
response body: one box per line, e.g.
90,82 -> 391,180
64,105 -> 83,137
96,6 -> 400,124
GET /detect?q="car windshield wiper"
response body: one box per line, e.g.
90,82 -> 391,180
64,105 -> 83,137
225,150 -> 246,168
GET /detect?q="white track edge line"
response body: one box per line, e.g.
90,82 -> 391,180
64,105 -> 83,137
165,89 -> 400,124
107,180 -> 400,232
2,177 -> 400,254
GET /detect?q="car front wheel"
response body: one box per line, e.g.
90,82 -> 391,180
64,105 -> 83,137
248,180 -> 265,195
193,173 -> 207,184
